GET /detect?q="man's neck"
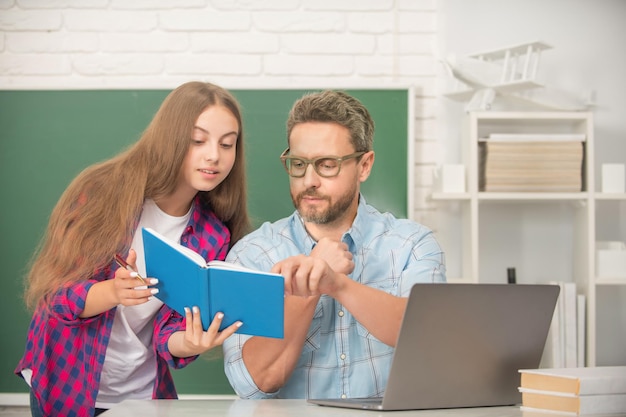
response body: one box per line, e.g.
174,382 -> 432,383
303,214 -> 355,242
304,225 -> 343,242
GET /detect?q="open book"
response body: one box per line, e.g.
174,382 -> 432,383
142,227 -> 284,338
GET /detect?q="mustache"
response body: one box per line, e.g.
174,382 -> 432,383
297,190 -> 327,200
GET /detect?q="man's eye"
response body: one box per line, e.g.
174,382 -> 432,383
291,160 -> 306,169
318,159 -> 338,169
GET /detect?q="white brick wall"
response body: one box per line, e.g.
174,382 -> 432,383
0,0 -> 442,228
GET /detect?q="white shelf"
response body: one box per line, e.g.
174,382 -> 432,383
595,278 -> 626,285
594,193 -> 626,200
431,192 -> 471,200
432,111 -> 625,367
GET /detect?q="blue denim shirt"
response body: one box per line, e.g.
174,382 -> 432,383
223,195 -> 446,399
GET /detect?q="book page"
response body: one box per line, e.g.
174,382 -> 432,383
206,260 -> 279,276
143,227 -> 280,276
143,227 -> 207,266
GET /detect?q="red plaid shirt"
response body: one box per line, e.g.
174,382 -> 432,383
15,196 -> 230,417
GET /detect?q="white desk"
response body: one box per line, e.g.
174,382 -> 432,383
99,399 -> 614,417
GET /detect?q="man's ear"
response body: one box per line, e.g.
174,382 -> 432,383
358,151 -> 375,182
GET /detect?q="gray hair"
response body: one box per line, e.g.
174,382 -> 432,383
286,90 -> 374,152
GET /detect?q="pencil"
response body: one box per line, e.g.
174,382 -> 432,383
114,254 -> 147,285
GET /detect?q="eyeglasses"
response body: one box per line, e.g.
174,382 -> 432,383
279,148 -> 366,178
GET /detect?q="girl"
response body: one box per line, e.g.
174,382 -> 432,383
15,81 -> 250,417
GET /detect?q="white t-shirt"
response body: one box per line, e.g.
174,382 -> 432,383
96,199 -> 191,408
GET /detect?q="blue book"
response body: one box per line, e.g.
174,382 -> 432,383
142,227 -> 284,338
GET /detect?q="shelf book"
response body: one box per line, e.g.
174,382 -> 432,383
541,281 -> 585,369
518,366 -> 626,415
142,227 -> 284,338
478,133 -> 585,192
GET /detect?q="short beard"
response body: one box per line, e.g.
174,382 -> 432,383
292,184 -> 357,225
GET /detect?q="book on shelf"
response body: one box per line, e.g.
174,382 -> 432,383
478,139 -> 584,192
519,366 -> 626,396
562,283 -> 578,368
484,133 -> 586,142
484,168 -> 583,177
576,294 -> 586,368
484,159 -> 584,170
142,227 -> 285,338
519,389 -> 626,415
479,140 -> 585,150
480,183 -> 583,192
539,282 -> 585,369
482,176 -> 582,185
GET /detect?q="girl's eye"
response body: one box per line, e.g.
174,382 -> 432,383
221,143 -> 234,149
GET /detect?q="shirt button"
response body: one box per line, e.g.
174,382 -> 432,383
338,310 -> 344,317
341,394 -> 347,399
340,353 -> 346,360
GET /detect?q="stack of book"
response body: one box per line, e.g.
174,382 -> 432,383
518,366 -> 626,415
478,133 -> 585,192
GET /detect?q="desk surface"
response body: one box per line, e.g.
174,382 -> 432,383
99,399 -> 617,417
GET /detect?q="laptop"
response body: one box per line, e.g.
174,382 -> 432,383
308,283 -> 559,411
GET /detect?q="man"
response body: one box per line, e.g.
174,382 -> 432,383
223,90 -> 446,399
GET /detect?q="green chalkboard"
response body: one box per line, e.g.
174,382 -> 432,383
0,88 -> 409,395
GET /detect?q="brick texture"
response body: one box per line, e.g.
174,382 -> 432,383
0,1 -> 441,228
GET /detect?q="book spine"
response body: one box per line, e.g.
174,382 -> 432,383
576,294 -> 586,367
201,266 -> 212,331
563,283 -> 577,368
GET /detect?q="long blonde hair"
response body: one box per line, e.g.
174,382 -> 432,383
25,82 -> 250,310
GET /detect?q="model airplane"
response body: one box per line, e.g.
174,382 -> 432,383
442,41 -> 593,111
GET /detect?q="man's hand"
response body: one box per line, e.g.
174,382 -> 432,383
310,237 -> 354,275
272,255 -> 346,297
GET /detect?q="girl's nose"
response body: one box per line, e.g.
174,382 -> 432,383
204,144 -> 219,161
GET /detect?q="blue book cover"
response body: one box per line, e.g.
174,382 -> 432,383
142,227 -> 284,338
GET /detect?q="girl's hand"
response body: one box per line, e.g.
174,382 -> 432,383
81,249 -> 158,318
113,249 -> 158,306
170,307 -> 242,357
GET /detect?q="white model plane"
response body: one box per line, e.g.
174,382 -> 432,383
442,41 -> 593,111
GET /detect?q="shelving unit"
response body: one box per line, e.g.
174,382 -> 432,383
432,111 -> 626,367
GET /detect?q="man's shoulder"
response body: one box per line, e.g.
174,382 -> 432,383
231,215 -> 295,249
226,215 -> 303,266
360,202 -> 430,235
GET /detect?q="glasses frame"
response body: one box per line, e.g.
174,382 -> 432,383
279,148 -> 366,178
